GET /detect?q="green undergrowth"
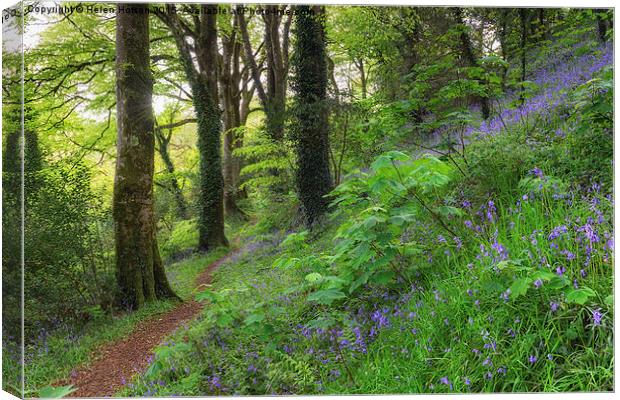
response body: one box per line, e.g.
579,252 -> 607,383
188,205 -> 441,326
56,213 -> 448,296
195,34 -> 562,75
121,156 -> 613,395
16,244 -> 232,396
120,59 -> 612,395
18,300 -> 177,397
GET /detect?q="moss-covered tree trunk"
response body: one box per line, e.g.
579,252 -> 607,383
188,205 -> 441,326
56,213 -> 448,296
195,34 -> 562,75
291,6 -> 333,226
113,5 -> 178,309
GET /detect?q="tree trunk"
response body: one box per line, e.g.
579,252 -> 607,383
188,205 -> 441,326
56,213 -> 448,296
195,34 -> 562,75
498,9 -> 510,90
238,8 -> 291,142
595,9 -> 609,42
454,7 -> 490,120
195,7 -> 228,251
114,5 -> 178,309
291,6 -> 333,226
220,18 -> 250,217
156,130 -> 189,220
354,58 -> 367,100
519,8 -> 528,105
156,5 -> 228,251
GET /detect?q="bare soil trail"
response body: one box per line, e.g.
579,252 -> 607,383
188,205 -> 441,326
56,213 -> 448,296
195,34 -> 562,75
61,249 -> 240,398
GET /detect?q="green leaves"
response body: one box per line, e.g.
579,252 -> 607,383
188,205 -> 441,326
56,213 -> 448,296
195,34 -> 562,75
38,385 -> 76,399
321,152 -> 458,299
566,287 -> 597,305
244,312 -> 266,325
195,290 -> 218,303
307,288 -> 346,305
510,277 -> 532,299
281,231 -> 309,249
370,271 -> 396,285
304,272 -> 323,284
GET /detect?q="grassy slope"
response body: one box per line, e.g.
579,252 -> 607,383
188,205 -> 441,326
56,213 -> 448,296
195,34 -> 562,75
120,40 -> 613,396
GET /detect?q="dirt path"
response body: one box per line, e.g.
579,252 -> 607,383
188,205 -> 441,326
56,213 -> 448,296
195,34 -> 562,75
62,250 -> 239,398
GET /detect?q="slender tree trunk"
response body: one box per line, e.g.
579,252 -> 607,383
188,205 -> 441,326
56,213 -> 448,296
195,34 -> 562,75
156,131 -> 189,220
454,7 -> 490,120
291,6 -> 333,226
595,9 -> 609,42
355,58 -> 367,100
220,19 -> 249,216
195,7 -> 228,250
238,8 -> 291,142
498,9 -> 510,90
519,8 -> 528,105
114,5 -> 178,309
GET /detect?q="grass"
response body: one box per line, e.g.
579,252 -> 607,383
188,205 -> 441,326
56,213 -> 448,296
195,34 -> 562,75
11,244 -> 232,397
20,300 -> 177,396
119,59 -> 613,395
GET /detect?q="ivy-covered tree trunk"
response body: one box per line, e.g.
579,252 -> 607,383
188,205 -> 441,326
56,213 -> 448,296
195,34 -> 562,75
113,5 -> 178,309
2,106 -> 41,342
194,77 -> 228,250
291,6 -> 333,226
156,5 -> 228,251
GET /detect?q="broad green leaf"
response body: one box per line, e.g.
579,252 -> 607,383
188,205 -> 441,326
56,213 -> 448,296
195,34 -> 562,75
371,270 -> 396,285
39,386 -> 76,399
308,288 -> 346,305
510,277 -> 532,299
604,294 -> 613,307
566,287 -> 596,305
304,272 -> 323,284
531,270 -> 557,282
546,276 -> 569,289
244,312 -> 265,325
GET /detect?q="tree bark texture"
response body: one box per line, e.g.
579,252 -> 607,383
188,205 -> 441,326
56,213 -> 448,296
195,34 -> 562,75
156,4 -> 228,251
114,5 -> 178,309
291,6 -> 333,226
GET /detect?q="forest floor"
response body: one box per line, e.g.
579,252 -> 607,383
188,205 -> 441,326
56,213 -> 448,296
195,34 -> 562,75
58,249 -> 240,397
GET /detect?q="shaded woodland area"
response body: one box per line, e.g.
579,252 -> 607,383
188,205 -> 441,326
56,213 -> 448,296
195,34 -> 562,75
1,3 -> 614,397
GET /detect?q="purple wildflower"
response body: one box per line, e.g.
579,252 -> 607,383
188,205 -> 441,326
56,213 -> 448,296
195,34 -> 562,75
530,167 -> 544,179
592,308 -> 603,326
439,376 -> 452,390
550,302 -> 559,313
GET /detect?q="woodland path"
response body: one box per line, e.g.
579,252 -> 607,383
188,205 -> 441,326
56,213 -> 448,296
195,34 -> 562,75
59,249 -> 241,398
